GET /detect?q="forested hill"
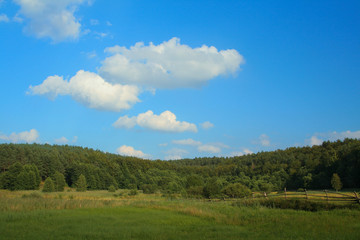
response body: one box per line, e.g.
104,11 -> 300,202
0,139 -> 359,193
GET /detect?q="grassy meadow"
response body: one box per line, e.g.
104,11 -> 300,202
1,189 -> 360,240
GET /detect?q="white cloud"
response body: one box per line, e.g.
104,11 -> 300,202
13,0 -> 87,42
228,148 -> 253,157
197,144 -> 221,154
164,155 -> 182,160
328,130 -> 360,140
99,37 -> 244,89
113,110 -> 198,133
259,134 -> 270,146
0,13 -> 9,22
54,136 -> 69,144
243,149 -> 253,155
164,148 -> 188,160
28,70 -> 140,112
171,138 -> 228,154
116,145 -> 150,159
0,129 -> 39,143
307,130 -> 360,146
72,136 -> 78,143
159,143 -> 168,147
309,136 -> 323,146
200,121 -> 214,130
228,151 -> 244,157
172,138 -> 202,146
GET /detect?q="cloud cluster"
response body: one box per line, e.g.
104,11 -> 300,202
116,145 -> 150,159
14,0 -> 87,42
308,130 -> 360,146
0,129 -> 39,143
172,138 -> 228,154
113,110 -> 198,133
100,37 -> 244,89
29,70 -> 140,112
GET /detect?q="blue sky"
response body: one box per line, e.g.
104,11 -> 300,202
0,0 -> 359,160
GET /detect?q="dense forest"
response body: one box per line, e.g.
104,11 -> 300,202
0,139 -> 359,197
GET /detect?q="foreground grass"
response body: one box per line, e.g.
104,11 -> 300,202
0,190 -> 360,240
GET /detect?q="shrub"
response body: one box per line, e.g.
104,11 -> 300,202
186,186 -> 204,197
141,184 -> 157,194
222,183 -> 252,198
43,177 -> 55,192
129,189 -> 137,196
108,185 -> 116,192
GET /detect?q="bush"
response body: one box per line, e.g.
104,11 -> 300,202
141,184 -> 157,194
43,177 -> 55,192
222,183 -> 252,198
186,186 -> 204,197
108,185 -> 116,192
128,189 -> 137,196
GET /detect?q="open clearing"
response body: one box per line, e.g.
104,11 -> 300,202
1,190 -> 360,240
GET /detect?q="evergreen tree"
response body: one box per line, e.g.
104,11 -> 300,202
5,162 -> 23,190
331,173 -> 342,191
43,177 -> 55,192
53,171 -> 66,192
76,174 -> 87,192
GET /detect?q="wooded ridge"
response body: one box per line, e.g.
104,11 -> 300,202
0,139 -> 359,196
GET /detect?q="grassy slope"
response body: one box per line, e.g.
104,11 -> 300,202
0,190 -> 360,240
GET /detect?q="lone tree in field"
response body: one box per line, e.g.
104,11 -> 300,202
76,174 -> 87,192
331,173 -> 342,191
43,177 -> 55,192
53,171 -> 66,192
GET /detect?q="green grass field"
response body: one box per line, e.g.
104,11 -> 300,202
1,189 -> 360,240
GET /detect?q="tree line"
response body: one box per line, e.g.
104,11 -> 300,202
0,139 -> 359,197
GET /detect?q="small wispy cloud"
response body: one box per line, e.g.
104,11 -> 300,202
200,121 -> 214,130
54,137 -> 69,145
0,13 -> 9,22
